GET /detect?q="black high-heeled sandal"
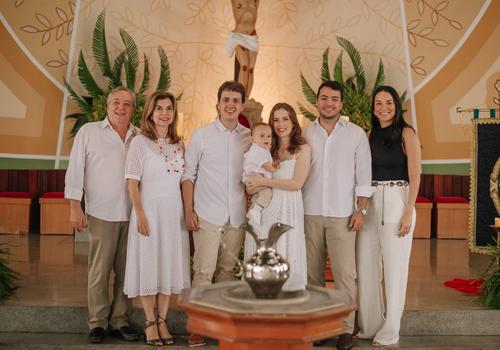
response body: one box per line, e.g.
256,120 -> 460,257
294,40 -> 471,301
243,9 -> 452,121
144,319 -> 163,346
157,316 -> 175,345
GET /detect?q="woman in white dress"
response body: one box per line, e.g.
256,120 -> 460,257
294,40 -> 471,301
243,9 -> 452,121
124,91 -> 190,346
245,102 -> 311,292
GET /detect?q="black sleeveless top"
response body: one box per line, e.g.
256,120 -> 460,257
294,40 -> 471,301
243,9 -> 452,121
370,126 -> 409,181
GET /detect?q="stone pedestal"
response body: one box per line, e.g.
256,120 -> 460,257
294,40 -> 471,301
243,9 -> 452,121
178,281 -> 355,350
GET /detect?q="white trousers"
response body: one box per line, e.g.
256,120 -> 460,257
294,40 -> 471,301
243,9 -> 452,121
356,182 -> 415,345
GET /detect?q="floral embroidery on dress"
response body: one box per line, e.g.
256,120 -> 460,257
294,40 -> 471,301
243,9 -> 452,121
156,139 -> 185,173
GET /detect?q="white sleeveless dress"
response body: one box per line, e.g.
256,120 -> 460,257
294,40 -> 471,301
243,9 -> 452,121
244,158 -> 307,291
123,135 -> 191,297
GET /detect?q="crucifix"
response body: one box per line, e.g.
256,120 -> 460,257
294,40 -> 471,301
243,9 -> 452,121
227,0 -> 260,98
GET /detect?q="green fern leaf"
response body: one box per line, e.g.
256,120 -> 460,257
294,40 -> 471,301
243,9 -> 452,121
345,76 -> 356,90
337,36 -> 366,92
139,54 -> 150,94
110,50 -> 126,89
92,10 -> 112,78
297,101 -> 317,122
321,48 -> 330,82
333,51 -> 344,85
64,78 -> 92,114
372,58 -> 385,94
77,51 -> 103,97
300,72 -> 317,106
119,28 -> 139,90
157,46 -> 171,91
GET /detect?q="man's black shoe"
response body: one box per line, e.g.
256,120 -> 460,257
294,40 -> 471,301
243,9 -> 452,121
109,326 -> 139,341
336,333 -> 354,350
88,327 -> 106,343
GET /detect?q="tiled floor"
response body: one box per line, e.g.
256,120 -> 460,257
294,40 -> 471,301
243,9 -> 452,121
0,234 -> 492,310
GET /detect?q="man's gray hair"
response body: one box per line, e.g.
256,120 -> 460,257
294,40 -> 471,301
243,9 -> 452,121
106,86 -> 136,107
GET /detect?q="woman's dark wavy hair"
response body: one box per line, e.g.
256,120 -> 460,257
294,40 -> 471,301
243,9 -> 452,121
371,85 -> 414,146
268,103 -> 306,160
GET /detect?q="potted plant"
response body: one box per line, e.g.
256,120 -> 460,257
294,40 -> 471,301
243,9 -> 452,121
65,10 -> 179,135
0,243 -> 19,300
478,241 -> 500,308
298,36 -> 405,131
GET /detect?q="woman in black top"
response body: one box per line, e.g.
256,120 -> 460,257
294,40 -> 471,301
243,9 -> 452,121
356,85 -> 421,347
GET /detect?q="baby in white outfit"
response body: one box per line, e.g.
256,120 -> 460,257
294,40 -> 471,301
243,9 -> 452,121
243,123 -> 278,225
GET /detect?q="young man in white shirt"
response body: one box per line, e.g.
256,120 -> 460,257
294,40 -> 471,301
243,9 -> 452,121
181,81 -> 251,347
65,86 -> 139,344
302,81 -> 373,350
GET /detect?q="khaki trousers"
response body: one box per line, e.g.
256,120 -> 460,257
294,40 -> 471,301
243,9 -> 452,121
87,215 -> 131,330
254,188 -> 272,208
304,215 -> 356,333
191,218 -> 245,288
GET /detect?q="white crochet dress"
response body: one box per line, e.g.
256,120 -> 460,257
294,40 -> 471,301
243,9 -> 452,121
244,158 -> 307,292
123,134 -> 190,297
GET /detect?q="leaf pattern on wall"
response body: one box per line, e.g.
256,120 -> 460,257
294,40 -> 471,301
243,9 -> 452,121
406,0 -> 464,78
20,2 -> 74,48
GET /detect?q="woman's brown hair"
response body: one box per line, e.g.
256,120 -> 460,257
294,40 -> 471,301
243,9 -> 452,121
140,91 -> 180,143
268,103 -> 306,160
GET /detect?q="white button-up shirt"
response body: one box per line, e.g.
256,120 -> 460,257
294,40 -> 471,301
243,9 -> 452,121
302,118 -> 374,217
64,118 -> 137,222
181,118 -> 251,227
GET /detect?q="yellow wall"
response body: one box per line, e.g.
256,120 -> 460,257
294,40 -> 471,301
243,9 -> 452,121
0,0 -> 498,168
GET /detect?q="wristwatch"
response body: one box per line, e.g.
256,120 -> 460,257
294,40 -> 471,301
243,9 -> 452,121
356,208 -> 367,216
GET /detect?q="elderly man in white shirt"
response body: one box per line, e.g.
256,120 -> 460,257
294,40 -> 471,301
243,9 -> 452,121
302,81 -> 373,350
65,86 -> 138,344
181,81 -> 251,347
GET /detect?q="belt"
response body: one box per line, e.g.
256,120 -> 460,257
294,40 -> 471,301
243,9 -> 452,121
372,180 -> 409,187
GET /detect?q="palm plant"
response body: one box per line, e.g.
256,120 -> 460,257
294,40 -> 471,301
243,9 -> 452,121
65,10 -> 177,136
0,243 -> 19,300
478,241 -> 500,308
298,36 -> 405,131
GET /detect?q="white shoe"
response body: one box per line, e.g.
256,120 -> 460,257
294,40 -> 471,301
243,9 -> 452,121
246,207 -> 262,226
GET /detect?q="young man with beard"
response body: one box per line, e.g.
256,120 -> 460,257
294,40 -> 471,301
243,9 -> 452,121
181,81 -> 251,347
302,80 -> 373,350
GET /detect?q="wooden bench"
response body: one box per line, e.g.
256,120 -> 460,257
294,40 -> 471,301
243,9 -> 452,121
414,196 -> 432,239
0,192 -> 32,234
435,197 -> 469,239
39,192 -> 73,235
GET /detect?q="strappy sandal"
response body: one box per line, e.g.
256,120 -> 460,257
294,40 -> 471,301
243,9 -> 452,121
144,319 -> 163,346
157,316 -> 175,345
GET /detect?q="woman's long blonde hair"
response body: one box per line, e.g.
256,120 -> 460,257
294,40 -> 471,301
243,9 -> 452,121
140,91 -> 180,143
